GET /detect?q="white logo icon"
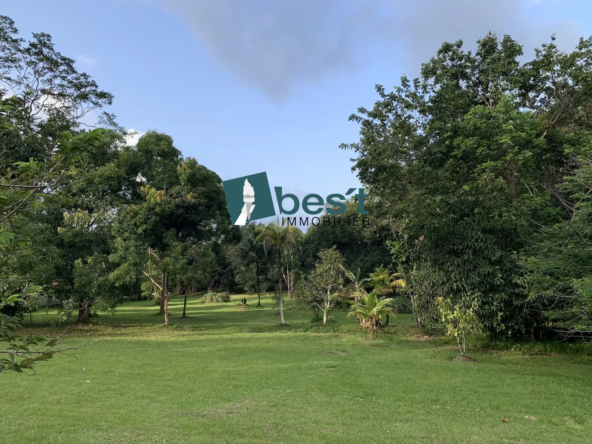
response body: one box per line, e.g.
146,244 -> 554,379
234,178 -> 255,225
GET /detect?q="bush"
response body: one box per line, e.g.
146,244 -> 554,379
202,293 -> 232,303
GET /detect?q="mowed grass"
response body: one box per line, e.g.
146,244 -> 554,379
1,294 -> 592,444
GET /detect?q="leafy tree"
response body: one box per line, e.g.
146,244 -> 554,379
0,15 -> 114,164
230,224 -> 270,306
301,201 -> 390,277
437,296 -> 480,358
111,133 -> 229,325
525,149 -> 592,339
343,33 -> 592,338
297,247 -> 346,324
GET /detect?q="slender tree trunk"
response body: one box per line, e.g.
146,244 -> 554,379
159,273 -> 166,315
256,262 -> 261,307
182,290 -> 188,318
278,275 -> 285,325
77,301 -> 91,324
323,291 -> 331,325
286,264 -> 296,309
457,335 -> 466,356
163,272 -> 169,326
277,249 -> 285,324
410,293 -> 423,328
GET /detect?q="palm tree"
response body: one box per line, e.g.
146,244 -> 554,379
255,220 -> 302,325
366,266 -> 408,295
366,266 -> 392,296
340,266 -> 370,301
365,266 -> 410,325
348,292 -> 394,338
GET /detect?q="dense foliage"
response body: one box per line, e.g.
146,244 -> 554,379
342,33 -> 592,341
1,14 -> 591,372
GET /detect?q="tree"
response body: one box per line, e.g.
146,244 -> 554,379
111,133 -> 229,325
437,296 -> 480,359
348,292 -> 394,338
525,149 -> 592,340
297,247 -> 346,324
256,220 -> 302,325
0,15 -> 114,164
342,33 -> 592,338
281,234 -> 301,309
301,201 -> 390,277
230,224 -> 271,306
179,241 -> 220,316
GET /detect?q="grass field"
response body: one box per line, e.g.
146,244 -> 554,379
2,294 -> 592,444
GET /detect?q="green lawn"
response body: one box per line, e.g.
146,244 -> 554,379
2,294 -> 592,444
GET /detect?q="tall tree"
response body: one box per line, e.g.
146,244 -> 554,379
230,224 -> 270,306
342,33 -> 592,338
111,133 -> 229,325
256,221 -> 301,325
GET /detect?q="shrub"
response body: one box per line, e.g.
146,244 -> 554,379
202,293 -> 232,303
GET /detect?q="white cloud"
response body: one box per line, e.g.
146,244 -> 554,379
76,54 -> 99,66
125,128 -> 145,146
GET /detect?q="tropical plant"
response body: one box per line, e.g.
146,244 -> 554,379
340,266 -> 370,301
348,292 -> 395,338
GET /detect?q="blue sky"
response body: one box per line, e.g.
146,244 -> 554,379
3,0 -> 592,204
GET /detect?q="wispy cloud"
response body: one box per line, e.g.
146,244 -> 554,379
76,54 -> 99,66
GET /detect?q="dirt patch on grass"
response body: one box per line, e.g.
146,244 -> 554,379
326,350 -> 348,355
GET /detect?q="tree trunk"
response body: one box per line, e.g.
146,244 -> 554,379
182,290 -> 188,318
277,249 -> 285,325
278,276 -> 285,325
159,273 -> 166,315
384,314 -> 390,327
77,301 -> 91,324
163,272 -> 169,326
286,265 -> 296,309
323,292 -> 330,324
256,262 -> 261,307
410,293 -> 424,328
